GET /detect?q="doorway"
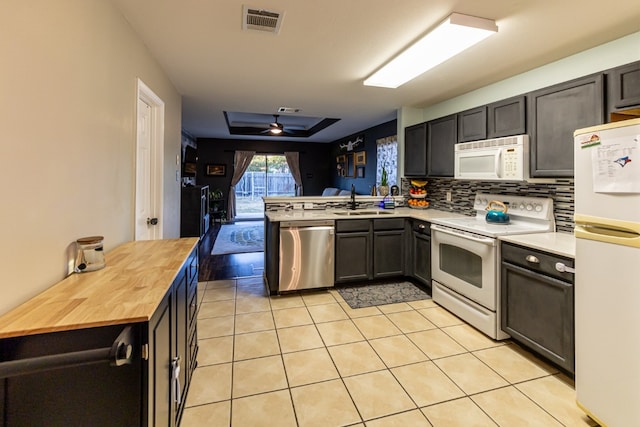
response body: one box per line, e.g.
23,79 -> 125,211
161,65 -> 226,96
135,79 -> 164,240
236,154 -> 295,219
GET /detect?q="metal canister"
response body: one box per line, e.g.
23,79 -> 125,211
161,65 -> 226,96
75,236 -> 106,272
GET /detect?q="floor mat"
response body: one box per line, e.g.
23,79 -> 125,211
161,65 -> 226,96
211,221 -> 264,255
336,281 -> 431,309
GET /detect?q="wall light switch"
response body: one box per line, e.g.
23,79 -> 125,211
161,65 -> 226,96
293,203 -> 303,210
446,191 -> 452,202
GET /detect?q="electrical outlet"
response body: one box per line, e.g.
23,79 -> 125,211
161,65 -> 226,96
304,202 -> 314,210
446,191 -> 452,202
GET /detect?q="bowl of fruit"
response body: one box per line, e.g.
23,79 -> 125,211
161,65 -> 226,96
409,180 -> 427,199
408,198 -> 430,209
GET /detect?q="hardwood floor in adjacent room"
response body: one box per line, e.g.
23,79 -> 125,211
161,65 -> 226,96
199,223 -> 265,282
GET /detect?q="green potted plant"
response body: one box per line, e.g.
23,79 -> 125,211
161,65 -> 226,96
379,164 -> 390,196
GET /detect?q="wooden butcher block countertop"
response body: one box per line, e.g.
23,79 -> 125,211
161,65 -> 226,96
0,238 -> 199,339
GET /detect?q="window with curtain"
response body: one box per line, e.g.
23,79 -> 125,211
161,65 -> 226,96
376,135 -> 398,186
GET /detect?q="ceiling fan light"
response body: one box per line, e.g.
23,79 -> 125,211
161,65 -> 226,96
269,114 -> 284,134
364,13 -> 497,88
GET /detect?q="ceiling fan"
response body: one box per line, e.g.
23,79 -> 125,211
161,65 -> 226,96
267,114 -> 284,135
223,110 -> 341,138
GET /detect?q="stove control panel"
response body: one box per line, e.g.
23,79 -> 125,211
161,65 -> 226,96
473,193 -> 554,220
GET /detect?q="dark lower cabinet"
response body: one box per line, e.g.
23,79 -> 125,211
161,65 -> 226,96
335,218 -> 406,283
1,325 -> 143,427
373,230 -> 405,278
373,218 -> 405,279
335,230 -> 372,282
527,73 -> 604,177
147,245 -> 198,426
148,291 -> 172,426
335,219 -> 372,282
411,221 -> 431,286
264,217 -> 280,294
501,242 -> 574,373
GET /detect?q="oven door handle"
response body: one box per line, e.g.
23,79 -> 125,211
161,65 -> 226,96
431,224 -> 496,245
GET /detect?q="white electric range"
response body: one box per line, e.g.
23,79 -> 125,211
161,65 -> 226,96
429,193 -> 555,340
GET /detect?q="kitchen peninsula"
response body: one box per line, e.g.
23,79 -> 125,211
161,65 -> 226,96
263,194 -> 467,295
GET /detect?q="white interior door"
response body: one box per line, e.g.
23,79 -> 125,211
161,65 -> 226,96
135,79 -> 164,240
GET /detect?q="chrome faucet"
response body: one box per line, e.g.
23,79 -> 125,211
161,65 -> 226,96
350,184 -> 356,210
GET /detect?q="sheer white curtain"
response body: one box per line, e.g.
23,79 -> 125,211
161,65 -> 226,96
376,135 -> 398,186
228,150 -> 255,220
284,151 -> 303,196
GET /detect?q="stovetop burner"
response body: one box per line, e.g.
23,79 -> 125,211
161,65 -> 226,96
431,193 -> 555,238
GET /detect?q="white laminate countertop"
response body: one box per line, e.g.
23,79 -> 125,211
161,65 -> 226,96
265,207 -> 467,223
499,232 -> 576,258
266,208 -> 576,258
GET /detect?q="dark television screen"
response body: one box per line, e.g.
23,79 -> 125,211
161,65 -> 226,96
184,145 -> 197,163
183,146 -> 197,176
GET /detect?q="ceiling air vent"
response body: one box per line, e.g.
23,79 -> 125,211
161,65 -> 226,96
278,107 -> 300,113
243,5 -> 284,34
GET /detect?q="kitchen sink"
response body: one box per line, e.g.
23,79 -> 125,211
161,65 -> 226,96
333,210 -> 394,216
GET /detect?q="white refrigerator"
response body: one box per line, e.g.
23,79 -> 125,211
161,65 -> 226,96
573,118 -> 640,427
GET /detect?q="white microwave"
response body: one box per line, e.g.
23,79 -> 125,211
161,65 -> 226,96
454,134 -> 529,181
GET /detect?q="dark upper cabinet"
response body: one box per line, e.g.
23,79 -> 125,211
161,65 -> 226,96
404,122 -> 427,176
527,73 -> 604,177
487,95 -> 526,138
427,114 -> 457,177
457,106 -> 487,142
607,61 -> 640,115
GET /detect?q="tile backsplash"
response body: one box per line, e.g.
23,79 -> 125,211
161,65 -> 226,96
403,177 -> 575,233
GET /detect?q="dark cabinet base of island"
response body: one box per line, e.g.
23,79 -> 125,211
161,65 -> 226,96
0,244 -> 199,427
1,324 -> 144,426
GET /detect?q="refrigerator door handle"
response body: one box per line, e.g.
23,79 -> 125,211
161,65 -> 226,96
574,214 -> 640,248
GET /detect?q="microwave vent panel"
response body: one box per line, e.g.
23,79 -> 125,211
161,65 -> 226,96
456,135 -> 527,151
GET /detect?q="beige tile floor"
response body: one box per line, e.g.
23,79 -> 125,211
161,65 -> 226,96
182,276 -> 598,427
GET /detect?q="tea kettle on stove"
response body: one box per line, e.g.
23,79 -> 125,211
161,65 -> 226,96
485,200 -> 510,224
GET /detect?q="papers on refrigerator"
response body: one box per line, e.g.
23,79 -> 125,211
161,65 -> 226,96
577,131 -> 640,193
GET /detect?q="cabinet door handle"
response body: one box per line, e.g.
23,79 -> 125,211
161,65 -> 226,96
525,255 -> 539,263
418,224 -> 426,230
555,262 -> 575,274
172,357 -> 182,405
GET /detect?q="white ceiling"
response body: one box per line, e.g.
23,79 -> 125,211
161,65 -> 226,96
111,0 -> 640,143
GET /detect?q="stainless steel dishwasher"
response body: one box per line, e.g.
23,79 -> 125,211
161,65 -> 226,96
279,220 -> 335,292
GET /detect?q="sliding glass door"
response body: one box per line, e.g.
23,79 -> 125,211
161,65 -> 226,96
236,154 -> 295,219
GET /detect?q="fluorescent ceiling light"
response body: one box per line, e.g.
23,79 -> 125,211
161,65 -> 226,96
364,13 -> 498,88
